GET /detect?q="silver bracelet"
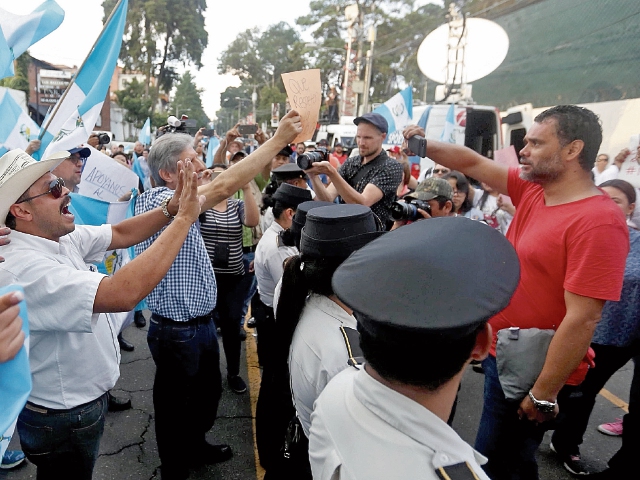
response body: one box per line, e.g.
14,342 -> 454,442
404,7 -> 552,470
160,197 -> 175,220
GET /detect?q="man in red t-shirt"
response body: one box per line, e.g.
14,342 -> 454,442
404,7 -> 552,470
404,105 -> 629,480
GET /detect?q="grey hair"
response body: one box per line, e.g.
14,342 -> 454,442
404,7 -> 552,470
147,133 -> 194,186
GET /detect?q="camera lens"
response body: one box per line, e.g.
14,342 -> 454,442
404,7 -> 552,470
390,201 -> 419,221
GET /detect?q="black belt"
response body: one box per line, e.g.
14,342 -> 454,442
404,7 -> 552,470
243,245 -> 257,253
151,311 -> 214,326
25,393 -> 108,414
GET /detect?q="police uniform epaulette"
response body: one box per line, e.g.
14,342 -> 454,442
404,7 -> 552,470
435,462 -> 483,480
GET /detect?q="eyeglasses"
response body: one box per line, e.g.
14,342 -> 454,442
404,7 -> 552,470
66,155 -> 86,165
16,178 -> 65,203
433,169 -> 450,174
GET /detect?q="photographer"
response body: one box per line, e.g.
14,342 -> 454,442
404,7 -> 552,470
303,113 -> 403,229
390,177 -> 454,230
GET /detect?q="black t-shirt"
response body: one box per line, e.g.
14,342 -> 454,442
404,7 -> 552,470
338,151 -> 403,226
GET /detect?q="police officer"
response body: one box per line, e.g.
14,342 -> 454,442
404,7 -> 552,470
253,183 -> 312,368
308,217 -> 521,480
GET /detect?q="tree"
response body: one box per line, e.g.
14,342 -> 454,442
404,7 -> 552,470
102,0 -> 208,111
0,51 -> 32,99
114,77 -> 152,126
218,22 -> 308,88
171,71 -> 209,128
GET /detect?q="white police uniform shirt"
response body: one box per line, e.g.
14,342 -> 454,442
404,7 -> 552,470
309,367 -> 491,480
289,294 -> 357,437
254,221 -> 298,307
0,225 -> 122,409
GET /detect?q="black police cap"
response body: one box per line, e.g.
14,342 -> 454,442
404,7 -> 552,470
272,163 -> 306,180
332,217 -> 520,335
301,204 -> 385,259
271,183 -> 312,208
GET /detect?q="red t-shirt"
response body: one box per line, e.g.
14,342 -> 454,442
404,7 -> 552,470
490,168 -> 629,382
331,153 -> 348,165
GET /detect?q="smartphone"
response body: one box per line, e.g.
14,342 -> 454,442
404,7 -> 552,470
407,135 -> 427,158
238,124 -> 258,135
201,128 -> 215,137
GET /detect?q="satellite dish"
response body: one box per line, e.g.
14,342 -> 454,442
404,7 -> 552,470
417,18 -> 509,84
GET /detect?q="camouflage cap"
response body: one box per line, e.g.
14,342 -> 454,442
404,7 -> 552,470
405,177 -> 453,202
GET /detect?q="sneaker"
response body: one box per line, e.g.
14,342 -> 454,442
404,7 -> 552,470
597,419 -> 623,436
0,450 -> 26,469
471,360 -> 484,374
550,441 -> 589,476
227,375 -> 247,394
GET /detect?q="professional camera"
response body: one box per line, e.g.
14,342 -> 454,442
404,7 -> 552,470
296,147 -> 329,170
96,133 -> 110,146
156,115 -> 198,138
390,199 -> 432,221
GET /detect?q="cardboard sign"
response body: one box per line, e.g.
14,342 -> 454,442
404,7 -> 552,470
494,145 -> 520,168
78,146 -> 139,202
281,69 -> 322,143
617,135 -> 640,188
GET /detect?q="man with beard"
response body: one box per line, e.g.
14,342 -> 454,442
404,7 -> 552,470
404,105 -> 629,480
305,113 -> 403,229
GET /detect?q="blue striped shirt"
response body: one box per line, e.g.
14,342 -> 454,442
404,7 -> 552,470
134,187 -> 217,321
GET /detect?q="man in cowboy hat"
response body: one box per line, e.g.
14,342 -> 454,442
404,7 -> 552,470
0,148 -> 203,479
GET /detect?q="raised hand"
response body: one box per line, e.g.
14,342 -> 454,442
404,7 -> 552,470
0,290 -> 25,363
176,160 -> 205,223
273,110 -> 303,145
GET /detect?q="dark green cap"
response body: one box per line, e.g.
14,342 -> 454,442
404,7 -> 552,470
405,177 -> 453,202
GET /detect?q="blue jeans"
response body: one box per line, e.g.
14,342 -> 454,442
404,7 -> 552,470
475,355 -> 546,480
148,313 -> 222,478
239,251 -> 257,324
17,393 -> 108,480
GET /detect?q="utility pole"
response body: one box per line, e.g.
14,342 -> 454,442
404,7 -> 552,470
361,26 -> 376,113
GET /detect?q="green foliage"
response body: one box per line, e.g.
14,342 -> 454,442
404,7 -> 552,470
0,51 -> 32,99
171,71 -> 209,128
102,0 -> 208,109
114,78 -> 153,126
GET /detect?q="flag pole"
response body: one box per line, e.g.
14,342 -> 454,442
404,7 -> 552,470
38,0 -> 125,139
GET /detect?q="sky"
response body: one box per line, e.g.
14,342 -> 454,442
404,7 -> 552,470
0,0 -> 314,119
0,0 -> 440,120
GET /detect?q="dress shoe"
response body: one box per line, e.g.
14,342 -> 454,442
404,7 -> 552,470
118,333 -> 135,352
134,311 -> 146,328
246,316 -> 256,328
190,443 -> 233,466
107,391 -> 132,412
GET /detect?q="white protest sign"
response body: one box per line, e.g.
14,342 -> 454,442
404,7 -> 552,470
78,146 -> 139,201
617,135 -> 640,188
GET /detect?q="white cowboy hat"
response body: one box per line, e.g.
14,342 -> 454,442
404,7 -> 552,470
0,149 -> 70,226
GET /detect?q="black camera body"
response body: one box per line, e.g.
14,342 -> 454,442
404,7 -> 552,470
297,148 -> 329,170
96,133 -> 111,146
390,199 -> 432,221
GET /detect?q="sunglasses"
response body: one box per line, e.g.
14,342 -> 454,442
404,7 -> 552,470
16,178 -> 65,203
433,169 -> 450,174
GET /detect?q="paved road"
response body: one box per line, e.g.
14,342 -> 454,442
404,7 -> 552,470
2,310 -> 632,479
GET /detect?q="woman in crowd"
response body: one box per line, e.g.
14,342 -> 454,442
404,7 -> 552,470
474,181 -> 515,234
550,179 -> 639,478
258,204 -> 383,478
254,183 -> 312,369
444,171 -> 483,220
200,164 -> 259,394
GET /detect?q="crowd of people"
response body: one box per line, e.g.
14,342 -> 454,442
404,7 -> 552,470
0,104 -> 638,480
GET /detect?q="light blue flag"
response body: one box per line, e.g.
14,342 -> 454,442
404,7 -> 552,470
0,285 -> 31,459
0,0 -> 64,79
440,103 -> 456,143
205,137 -> 220,167
372,86 -> 413,145
37,0 -> 128,159
416,105 -> 432,130
0,88 -> 40,157
138,117 -> 151,145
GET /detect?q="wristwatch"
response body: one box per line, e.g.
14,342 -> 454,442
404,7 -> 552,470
160,197 -> 175,220
528,390 -> 557,413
